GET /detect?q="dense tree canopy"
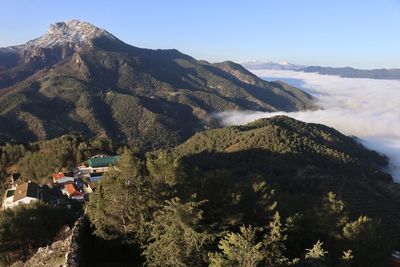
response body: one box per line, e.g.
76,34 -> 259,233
86,149 -> 151,243
2,116 -> 398,266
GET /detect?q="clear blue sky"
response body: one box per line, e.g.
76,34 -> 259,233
1,0 -> 400,68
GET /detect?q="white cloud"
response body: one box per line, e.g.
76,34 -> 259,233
215,70 -> 400,182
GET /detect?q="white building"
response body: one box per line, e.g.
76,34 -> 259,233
2,182 -> 40,209
1,185 -> 16,210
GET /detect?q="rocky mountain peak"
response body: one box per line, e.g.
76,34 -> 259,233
26,19 -> 116,49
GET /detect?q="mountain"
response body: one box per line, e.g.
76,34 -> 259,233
174,115 -> 400,237
243,61 -> 400,80
241,61 -> 305,70
0,20 -> 314,148
301,65 -> 400,79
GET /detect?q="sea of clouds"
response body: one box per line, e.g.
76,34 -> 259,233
215,70 -> 400,182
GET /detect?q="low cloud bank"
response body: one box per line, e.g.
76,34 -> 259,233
215,70 -> 400,182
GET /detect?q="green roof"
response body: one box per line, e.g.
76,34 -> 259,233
88,156 -> 119,168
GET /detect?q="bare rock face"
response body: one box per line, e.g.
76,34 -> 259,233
0,20 -> 120,88
0,20 -> 120,87
21,20 -> 117,68
22,46 -> 76,67
27,20 -> 116,49
9,217 -> 87,267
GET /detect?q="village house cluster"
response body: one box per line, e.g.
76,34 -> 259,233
1,154 -> 119,210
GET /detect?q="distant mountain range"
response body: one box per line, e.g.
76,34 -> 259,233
242,61 -> 400,79
241,61 -> 305,71
0,20 -> 313,148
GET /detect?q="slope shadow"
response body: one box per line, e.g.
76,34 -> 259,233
176,149 -> 398,231
80,225 -> 144,267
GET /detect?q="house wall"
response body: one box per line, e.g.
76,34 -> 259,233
2,196 -> 14,209
74,167 -> 92,179
74,166 -> 110,179
6,197 -> 38,209
15,196 -> 38,205
55,177 -> 75,184
71,195 -> 84,200
91,166 -> 109,173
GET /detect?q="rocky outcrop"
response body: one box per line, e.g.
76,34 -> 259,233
10,216 -> 88,267
65,216 -> 87,267
27,20 -> 117,49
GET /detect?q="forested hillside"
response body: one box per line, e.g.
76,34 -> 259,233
82,116 -> 399,266
2,116 -> 400,266
0,20 -> 314,149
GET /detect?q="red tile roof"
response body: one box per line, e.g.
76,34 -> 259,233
53,172 -> 74,182
64,184 -> 82,197
53,172 -> 65,180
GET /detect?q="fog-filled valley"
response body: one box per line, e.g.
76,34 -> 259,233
216,69 -> 400,182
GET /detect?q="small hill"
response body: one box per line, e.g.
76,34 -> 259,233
0,20 -> 314,148
175,115 -> 388,168
173,116 -> 400,237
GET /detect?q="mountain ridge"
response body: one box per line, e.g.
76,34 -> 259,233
242,61 -> 400,80
0,20 -> 314,148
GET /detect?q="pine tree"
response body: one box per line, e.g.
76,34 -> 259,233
263,212 -> 294,267
341,216 -> 392,266
304,240 -> 328,267
209,212 -> 295,267
86,148 -> 151,243
208,225 -> 263,267
143,197 -> 211,267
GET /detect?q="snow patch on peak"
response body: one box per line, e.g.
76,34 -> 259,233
279,60 -> 290,65
241,61 -> 306,71
27,20 -> 116,48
